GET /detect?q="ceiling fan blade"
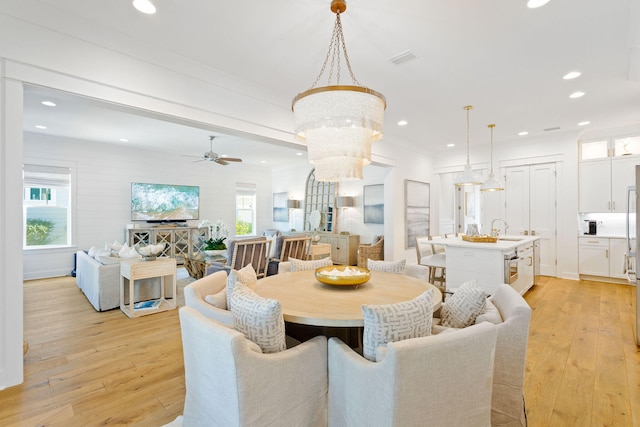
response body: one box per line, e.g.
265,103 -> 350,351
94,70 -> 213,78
215,159 -> 229,165
222,157 -> 242,162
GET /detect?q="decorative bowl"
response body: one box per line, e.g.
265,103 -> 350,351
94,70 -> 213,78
315,265 -> 371,286
204,249 -> 226,257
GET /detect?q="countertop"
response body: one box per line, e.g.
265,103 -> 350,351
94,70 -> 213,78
429,235 -> 540,252
579,234 -> 626,239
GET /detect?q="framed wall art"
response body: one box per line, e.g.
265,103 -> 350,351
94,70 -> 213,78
273,192 -> 288,222
363,184 -> 384,224
404,180 -> 430,249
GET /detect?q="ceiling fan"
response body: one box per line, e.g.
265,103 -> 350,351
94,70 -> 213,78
194,136 -> 242,165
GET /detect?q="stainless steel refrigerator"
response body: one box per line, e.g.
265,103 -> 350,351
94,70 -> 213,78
626,171 -> 639,345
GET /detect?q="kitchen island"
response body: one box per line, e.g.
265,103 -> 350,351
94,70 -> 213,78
428,235 -> 540,295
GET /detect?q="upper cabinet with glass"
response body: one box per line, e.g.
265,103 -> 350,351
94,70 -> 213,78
580,136 -> 640,160
303,169 -> 337,233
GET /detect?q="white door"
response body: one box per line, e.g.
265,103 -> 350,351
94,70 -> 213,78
505,163 -> 557,276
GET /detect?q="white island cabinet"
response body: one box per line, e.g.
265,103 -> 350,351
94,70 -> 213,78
428,236 -> 540,296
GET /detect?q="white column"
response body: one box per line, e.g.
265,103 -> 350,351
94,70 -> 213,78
0,68 -> 25,389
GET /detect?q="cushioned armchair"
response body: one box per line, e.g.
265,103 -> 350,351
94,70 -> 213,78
179,307 -> 328,426
432,283 -> 531,426
183,270 -> 233,327
206,237 -> 271,278
328,322 -> 498,427
357,236 -> 384,268
267,235 -> 312,276
486,284 -> 532,427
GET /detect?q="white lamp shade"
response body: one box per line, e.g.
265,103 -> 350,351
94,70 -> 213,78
336,196 -> 355,208
454,164 -> 483,186
287,200 -> 301,209
480,173 -> 504,192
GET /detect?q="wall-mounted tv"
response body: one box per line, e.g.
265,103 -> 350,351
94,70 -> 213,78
131,182 -> 199,222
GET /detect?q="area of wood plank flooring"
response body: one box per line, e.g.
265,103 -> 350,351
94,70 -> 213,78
0,275 -> 638,426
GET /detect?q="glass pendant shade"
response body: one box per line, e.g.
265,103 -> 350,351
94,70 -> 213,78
480,123 -> 504,192
292,0 -> 385,182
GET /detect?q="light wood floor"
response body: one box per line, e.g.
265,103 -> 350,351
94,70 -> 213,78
0,275 -> 638,426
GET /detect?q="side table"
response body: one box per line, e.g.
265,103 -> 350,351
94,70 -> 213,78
120,258 -> 177,318
309,243 -> 332,260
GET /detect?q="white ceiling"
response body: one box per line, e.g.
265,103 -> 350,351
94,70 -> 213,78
18,0 -> 640,164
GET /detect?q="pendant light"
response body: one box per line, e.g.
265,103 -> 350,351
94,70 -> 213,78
480,124 -> 504,192
292,0 -> 386,182
454,105 -> 483,186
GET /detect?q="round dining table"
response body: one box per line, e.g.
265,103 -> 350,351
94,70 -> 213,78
254,270 -> 442,327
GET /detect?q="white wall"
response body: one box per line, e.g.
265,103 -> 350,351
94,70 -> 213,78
23,133 -> 274,279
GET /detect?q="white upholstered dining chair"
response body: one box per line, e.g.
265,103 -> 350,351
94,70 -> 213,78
328,322 -> 498,427
183,270 -> 233,327
178,306 -> 328,426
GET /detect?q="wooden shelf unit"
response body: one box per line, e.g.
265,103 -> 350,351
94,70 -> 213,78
120,258 -> 177,318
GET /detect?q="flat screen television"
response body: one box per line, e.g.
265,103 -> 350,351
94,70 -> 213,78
131,182 -> 199,222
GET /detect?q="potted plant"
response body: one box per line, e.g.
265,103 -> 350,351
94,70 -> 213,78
202,220 -> 229,256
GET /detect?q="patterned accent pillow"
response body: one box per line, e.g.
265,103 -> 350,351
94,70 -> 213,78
226,264 -> 258,310
367,259 -> 406,275
361,289 -> 435,361
440,280 -> 487,328
288,256 -> 333,272
230,283 -> 286,354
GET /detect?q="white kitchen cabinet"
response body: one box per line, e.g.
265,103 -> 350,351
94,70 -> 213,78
578,236 -> 629,279
579,141 -> 640,213
578,237 -> 610,276
515,243 -> 534,295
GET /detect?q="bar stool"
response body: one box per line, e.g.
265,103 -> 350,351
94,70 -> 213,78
415,236 -> 446,293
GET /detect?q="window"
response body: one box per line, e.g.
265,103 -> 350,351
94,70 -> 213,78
23,164 -> 71,248
235,183 -> 256,236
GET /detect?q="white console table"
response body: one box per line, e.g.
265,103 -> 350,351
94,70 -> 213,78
120,258 -> 177,318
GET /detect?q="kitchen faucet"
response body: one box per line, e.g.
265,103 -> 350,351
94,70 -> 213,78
490,218 -> 509,237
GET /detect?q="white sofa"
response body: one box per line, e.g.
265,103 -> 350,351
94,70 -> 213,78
75,250 -> 173,311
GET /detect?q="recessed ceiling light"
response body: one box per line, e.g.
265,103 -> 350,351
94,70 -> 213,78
518,131 -> 528,136
35,125 -> 47,129
397,120 -> 408,126
578,121 -> 591,126
563,71 -> 581,80
527,0 -> 551,8
447,143 -> 455,148
221,154 -> 228,158
41,101 -> 56,107
569,91 -> 585,98
261,160 -> 267,164
296,152 -> 303,156
119,138 -> 129,142
132,0 -> 156,14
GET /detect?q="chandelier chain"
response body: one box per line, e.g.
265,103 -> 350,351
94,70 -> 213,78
489,125 -> 494,174
309,10 -> 361,89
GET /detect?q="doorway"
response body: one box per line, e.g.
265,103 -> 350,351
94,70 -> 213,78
504,163 -> 557,276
